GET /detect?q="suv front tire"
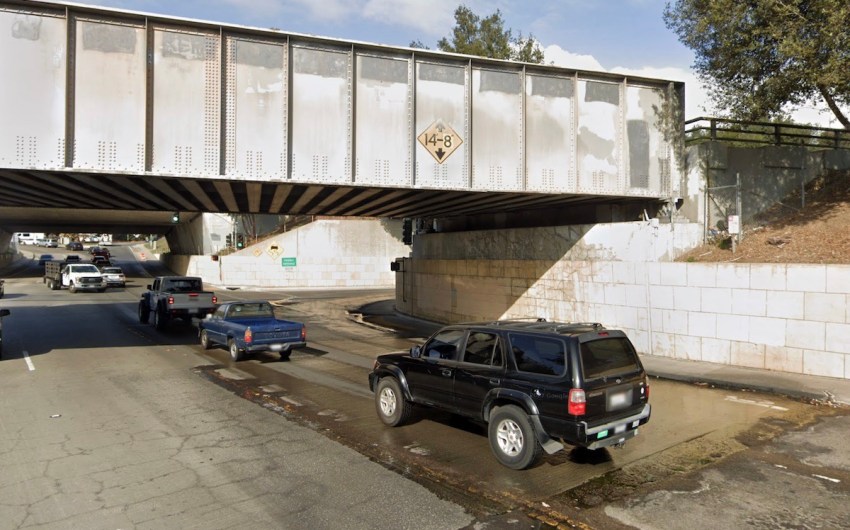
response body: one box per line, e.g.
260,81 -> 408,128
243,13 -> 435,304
488,405 -> 543,470
375,377 -> 412,427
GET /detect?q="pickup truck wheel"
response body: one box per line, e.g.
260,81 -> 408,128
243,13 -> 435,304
138,302 -> 149,324
228,339 -> 243,362
279,350 -> 292,361
154,307 -> 168,330
488,405 -> 542,470
375,377 -> 411,427
69,282 -> 76,293
199,330 -> 212,350
47,279 -> 54,290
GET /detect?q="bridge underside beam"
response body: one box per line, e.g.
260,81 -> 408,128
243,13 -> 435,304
0,168 -> 662,232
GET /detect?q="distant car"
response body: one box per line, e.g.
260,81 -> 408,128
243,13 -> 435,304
65,255 -> 82,263
66,241 -> 83,251
37,254 -> 54,266
91,255 -> 110,267
90,246 -> 110,259
100,266 -> 125,288
45,239 -> 58,248
35,238 -> 48,247
0,307 -> 10,358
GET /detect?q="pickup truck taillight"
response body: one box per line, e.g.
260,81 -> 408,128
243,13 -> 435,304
568,388 -> 586,416
300,326 -> 307,341
167,295 -> 174,305
244,327 -> 253,344
212,295 -> 218,304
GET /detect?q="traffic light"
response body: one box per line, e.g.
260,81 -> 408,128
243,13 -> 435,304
171,212 -> 180,224
225,234 -> 233,247
402,218 -> 412,245
236,234 -> 245,249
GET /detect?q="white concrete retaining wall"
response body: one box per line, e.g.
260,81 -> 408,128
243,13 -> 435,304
164,218 -> 409,289
397,223 -> 850,380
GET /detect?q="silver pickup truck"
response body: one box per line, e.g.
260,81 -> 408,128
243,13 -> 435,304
138,276 -> 218,330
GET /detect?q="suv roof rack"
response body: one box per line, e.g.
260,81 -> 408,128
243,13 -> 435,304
473,318 -> 605,334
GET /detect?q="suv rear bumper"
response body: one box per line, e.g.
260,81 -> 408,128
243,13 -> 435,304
542,403 -> 651,449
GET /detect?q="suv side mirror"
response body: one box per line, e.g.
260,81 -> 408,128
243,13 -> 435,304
410,345 -> 421,358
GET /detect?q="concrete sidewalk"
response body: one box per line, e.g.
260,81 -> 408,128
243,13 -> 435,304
641,354 -> 850,406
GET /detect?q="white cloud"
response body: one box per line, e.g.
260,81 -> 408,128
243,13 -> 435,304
543,44 -> 604,72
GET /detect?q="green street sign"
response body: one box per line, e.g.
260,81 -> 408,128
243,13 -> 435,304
281,257 -> 297,267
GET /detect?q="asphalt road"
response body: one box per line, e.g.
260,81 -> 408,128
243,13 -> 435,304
1,247 -> 848,529
0,250 -> 472,529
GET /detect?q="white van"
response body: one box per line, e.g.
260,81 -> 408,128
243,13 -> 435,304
16,233 -> 44,246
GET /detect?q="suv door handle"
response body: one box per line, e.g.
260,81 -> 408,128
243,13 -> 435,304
441,368 -> 452,377
489,378 -> 500,385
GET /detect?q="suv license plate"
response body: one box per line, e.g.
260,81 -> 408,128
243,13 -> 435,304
608,390 -> 632,410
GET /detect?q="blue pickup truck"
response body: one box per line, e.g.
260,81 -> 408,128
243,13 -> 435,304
198,301 -> 306,361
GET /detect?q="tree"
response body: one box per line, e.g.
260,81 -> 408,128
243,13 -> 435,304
432,5 -> 544,64
664,0 -> 850,129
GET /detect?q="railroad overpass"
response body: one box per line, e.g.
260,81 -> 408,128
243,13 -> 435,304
0,0 -> 684,254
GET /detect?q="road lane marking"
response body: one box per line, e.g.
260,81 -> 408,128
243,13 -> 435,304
23,351 -> 35,371
725,395 -> 788,411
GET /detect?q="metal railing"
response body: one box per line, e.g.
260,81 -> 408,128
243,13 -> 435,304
685,117 -> 850,149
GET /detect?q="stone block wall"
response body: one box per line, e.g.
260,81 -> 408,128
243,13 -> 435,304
396,224 -> 850,380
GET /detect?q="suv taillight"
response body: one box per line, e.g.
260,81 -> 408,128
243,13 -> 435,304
300,326 -> 306,341
568,388 -> 586,416
244,327 -> 253,344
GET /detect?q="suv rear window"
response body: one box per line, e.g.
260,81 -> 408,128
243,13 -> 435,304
580,337 -> 641,379
508,333 -> 566,376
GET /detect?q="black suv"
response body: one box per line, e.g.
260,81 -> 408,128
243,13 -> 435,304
369,319 -> 651,469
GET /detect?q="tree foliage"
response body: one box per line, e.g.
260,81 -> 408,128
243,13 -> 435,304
425,5 -> 544,63
664,0 -> 850,129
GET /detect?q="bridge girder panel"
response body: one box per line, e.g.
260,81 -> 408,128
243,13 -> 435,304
0,0 -> 684,234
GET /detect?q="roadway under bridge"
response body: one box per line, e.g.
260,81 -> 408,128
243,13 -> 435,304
0,0 -> 684,245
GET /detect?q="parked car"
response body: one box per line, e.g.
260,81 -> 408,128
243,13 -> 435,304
66,241 -> 83,251
100,266 -> 125,288
37,254 -> 54,266
369,319 -> 651,470
0,307 -> 10,358
199,301 -> 307,361
45,239 -> 58,248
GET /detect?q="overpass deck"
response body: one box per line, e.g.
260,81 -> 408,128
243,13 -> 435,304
0,0 -> 684,233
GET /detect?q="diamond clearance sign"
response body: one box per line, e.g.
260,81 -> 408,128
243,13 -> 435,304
417,119 -> 463,164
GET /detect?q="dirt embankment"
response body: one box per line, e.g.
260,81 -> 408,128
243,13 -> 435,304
677,171 -> 850,264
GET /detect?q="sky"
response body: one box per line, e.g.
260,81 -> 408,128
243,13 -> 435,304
72,0 -> 838,127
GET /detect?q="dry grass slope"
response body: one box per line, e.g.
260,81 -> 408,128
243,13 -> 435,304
677,171 -> 850,264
